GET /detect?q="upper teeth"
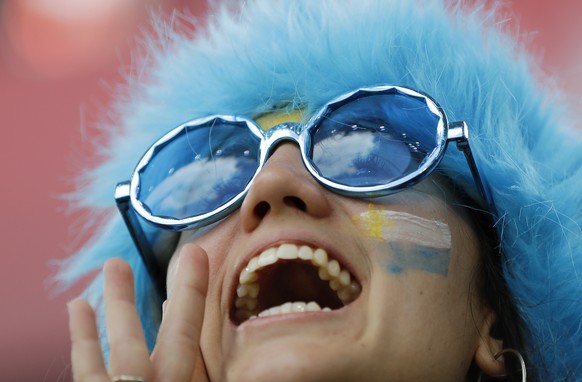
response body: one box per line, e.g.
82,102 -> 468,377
234,243 -> 361,322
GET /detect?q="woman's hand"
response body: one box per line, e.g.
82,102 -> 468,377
68,244 -> 210,382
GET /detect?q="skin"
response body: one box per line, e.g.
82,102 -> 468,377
68,140 -> 507,381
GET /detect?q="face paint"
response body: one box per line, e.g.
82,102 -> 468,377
352,203 -> 395,239
255,109 -> 306,130
354,204 -> 452,276
386,243 -> 450,276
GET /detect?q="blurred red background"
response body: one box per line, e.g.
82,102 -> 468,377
0,1 -> 579,380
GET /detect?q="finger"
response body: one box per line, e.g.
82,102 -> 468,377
104,259 -> 152,380
68,299 -> 110,382
152,244 -> 209,381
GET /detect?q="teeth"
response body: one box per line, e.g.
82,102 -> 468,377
234,244 -> 362,323
257,301 -> 326,318
257,247 -> 278,267
327,259 -> 340,278
236,282 -> 259,298
306,301 -> 321,311
329,279 -> 341,291
312,248 -> 328,267
246,257 -> 259,272
239,268 -> 258,284
277,244 -> 298,260
318,267 -> 331,280
339,270 -> 351,287
292,301 -> 306,312
298,245 -> 314,260
338,282 -> 361,304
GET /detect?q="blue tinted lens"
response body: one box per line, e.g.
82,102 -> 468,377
311,90 -> 441,187
137,119 -> 260,219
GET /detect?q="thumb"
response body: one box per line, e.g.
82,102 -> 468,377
152,243 -> 209,381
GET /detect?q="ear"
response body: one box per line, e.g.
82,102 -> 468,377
473,309 -> 506,378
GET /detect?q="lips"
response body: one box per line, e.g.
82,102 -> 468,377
232,243 -> 362,324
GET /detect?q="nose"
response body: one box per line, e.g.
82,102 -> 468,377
240,143 -> 333,232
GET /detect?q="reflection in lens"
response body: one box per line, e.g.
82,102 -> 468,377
311,89 -> 440,187
137,119 -> 260,219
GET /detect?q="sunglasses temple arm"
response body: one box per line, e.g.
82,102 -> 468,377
115,181 -> 167,299
448,122 -> 494,211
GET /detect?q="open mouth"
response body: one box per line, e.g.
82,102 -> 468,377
232,243 -> 362,325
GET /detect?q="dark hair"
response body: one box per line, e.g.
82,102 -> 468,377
435,172 -> 527,381
467,205 -> 528,382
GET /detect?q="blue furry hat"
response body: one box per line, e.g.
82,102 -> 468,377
58,1 -> 582,380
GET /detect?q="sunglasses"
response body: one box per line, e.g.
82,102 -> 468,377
115,85 -> 492,295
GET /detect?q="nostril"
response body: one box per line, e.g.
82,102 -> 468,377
254,201 -> 270,219
283,196 -> 307,211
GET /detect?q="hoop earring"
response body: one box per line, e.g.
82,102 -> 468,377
476,348 -> 527,382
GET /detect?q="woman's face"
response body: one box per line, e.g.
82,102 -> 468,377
165,129 -> 499,381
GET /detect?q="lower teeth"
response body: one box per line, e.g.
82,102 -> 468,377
255,301 -> 331,318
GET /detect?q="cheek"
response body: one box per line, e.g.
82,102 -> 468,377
165,220 -> 236,297
384,242 -> 450,276
347,203 -> 481,376
363,246 -> 478,374
353,203 -> 452,277
355,204 -> 479,319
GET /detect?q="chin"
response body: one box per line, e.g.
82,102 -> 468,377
222,348 -> 362,382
